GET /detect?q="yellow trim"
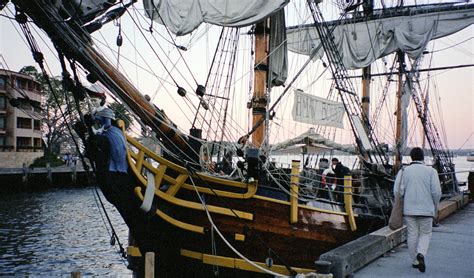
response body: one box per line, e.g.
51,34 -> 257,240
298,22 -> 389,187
180,248 -> 313,275
127,246 -> 142,257
165,174 -> 187,197
203,254 -> 235,268
180,182 -> 257,199
135,151 -> 145,173
125,134 -> 257,200
290,160 -> 300,224
253,195 -> 290,205
343,176 -> 357,231
180,249 -> 203,260
153,185 -> 254,220
234,234 -> 245,241
134,187 -> 205,234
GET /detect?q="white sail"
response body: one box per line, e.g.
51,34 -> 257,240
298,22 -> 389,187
143,0 -> 288,36
287,5 -> 474,69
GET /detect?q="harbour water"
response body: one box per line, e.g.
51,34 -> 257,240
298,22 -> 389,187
0,156 -> 471,276
0,187 -> 132,276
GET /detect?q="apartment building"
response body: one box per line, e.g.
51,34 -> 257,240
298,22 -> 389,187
0,69 -> 43,167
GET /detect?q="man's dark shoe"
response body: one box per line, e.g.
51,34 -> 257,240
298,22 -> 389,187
412,263 -> 419,269
417,253 -> 426,273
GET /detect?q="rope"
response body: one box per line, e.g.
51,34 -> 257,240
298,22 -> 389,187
185,166 -> 292,277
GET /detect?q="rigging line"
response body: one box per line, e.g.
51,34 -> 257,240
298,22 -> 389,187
126,7 -> 198,93
36,50 -> 127,260
145,3 -> 199,86
178,157 -> 298,274
184,167 -> 294,277
429,36 -> 474,53
126,11 -> 203,119
122,8 -> 180,87
61,54 -> 129,258
120,13 -> 201,119
456,132 -> 474,150
38,3 -> 201,167
192,27 -> 226,129
93,34 -> 174,86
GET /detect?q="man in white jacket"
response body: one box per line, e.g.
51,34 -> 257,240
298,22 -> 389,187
394,147 -> 441,273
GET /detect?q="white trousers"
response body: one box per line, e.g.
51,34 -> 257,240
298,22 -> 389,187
405,216 -> 433,263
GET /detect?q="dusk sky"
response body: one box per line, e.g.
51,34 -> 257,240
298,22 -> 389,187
1,1 -> 473,150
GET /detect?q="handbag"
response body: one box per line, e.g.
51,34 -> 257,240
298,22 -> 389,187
389,169 -> 405,230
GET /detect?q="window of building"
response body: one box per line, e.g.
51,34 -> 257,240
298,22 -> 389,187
17,137 -> 32,150
31,101 -> 41,112
34,138 -> 42,148
19,98 -> 32,110
0,76 -> 5,90
15,78 -> 27,90
0,116 -> 4,130
33,119 -> 41,130
0,135 -> 5,146
17,117 -> 32,129
0,96 -> 6,109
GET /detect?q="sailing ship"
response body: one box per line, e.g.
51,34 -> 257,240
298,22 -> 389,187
7,0 -> 472,276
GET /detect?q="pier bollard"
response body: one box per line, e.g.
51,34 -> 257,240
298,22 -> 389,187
145,252 -> 155,278
71,165 -> 77,185
315,260 -> 332,274
71,271 -> 81,278
22,163 -> 29,185
46,163 -> 52,186
468,171 -> 474,201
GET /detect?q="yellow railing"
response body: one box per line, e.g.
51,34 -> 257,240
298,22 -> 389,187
343,175 -> 357,231
290,160 -> 300,224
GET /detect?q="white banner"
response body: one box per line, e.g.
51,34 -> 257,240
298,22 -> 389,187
292,89 -> 344,128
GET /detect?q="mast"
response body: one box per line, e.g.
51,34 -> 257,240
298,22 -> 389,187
394,50 -> 405,172
361,0 -> 374,126
251,20 -> 270,148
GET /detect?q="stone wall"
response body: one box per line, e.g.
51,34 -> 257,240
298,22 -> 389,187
0,152 -> 43,168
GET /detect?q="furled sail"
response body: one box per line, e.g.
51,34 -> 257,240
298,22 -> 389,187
271,128 -> 355,155
143,0 -> 288,36
287,4 -> 474,69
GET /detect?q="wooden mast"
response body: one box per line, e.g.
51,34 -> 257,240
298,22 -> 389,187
361,0 -> 374,123
394,50 -> 405,172
251,20 -> 270,148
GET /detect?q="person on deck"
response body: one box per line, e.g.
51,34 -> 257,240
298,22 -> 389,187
394,147 -> 441,273
331,158 -> 350,202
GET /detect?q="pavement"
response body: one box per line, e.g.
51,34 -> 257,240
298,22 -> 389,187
354,202 -> 474,278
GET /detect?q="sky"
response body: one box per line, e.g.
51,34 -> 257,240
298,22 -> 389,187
0,1 -> 473,150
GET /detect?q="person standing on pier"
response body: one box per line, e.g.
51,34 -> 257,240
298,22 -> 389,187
394,147 -> 441,273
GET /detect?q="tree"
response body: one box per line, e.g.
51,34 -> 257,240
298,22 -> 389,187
108,101 -> 133,130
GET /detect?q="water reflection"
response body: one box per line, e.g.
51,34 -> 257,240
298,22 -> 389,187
0,187 -> 132,276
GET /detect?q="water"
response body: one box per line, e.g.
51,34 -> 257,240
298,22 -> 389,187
0,187 -> 132,276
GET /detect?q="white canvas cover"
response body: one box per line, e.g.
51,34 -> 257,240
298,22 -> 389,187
270,128 -> 355,155
287,7 -> 474,69
292,89 -> 344,128
143,0 -> 288,36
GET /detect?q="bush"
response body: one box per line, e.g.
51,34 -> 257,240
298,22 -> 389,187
30,155 -> 65,168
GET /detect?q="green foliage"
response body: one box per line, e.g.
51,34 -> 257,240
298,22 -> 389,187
108,102 -> 133,130
30,154 -> 65,168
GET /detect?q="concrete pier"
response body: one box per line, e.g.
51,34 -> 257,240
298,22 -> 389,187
319,194 -> 471,278
355,202 -> 474,277
0,164 -> 89,192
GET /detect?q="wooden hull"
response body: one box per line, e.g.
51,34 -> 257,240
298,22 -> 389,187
121,133 -> 384,276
